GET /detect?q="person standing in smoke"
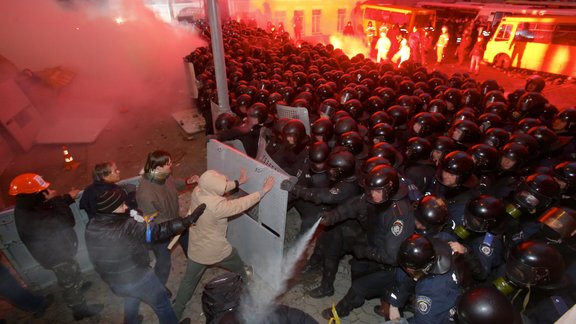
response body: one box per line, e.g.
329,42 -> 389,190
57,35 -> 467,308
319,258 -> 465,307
435,26 -> 450,64
293,15 -> 303,42
136,150 -> 199,297
376,28 -> 391,63
9,173 -> 103,321
172,169 -> 275,319
85,188 -> 206,324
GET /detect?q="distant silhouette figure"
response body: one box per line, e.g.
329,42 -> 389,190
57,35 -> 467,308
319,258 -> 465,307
510,22 -> 532,69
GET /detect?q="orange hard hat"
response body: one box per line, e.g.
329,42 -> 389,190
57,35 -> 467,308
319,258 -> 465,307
9,173 -> 50,196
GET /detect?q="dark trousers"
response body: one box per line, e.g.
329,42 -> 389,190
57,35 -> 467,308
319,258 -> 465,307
152,232 -> 189,286
109,270 -> 178,324
51,260 -> 86,309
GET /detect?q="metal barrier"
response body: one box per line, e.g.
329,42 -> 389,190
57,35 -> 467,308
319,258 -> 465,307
207,140 -> 290,289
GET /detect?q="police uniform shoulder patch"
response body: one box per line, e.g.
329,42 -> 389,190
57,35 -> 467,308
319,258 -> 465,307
391,219 -> 404,236
416,295 -> 432,315
330,187 -> 340,195
480,244 -> 493,256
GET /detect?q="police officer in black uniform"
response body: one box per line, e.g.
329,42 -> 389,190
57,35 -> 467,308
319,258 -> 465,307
318,165 -> 415,319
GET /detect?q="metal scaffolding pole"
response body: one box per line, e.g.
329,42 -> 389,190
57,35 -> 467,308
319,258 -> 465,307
206,0 -> 230,112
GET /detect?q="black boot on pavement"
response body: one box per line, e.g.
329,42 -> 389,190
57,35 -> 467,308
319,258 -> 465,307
72,303 -> 103,321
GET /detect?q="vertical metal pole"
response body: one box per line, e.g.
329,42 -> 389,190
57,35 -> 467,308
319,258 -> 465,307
206,0 -> 231,112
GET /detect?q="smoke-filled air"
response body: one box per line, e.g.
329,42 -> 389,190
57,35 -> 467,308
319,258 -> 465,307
0,0 -> 205,117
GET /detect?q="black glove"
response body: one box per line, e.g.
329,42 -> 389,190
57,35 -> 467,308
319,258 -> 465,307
183,204 -> 207,227
319,211 -> 333,226
353,245 -> 369,259
280,179 -> 295,191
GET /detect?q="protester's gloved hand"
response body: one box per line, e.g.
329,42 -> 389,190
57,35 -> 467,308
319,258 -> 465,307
183,204 -> 207,227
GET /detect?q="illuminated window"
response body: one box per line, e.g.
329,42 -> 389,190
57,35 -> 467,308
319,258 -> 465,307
495,24 -> 513,41
553,24 -> 576,46
527,23 -> 554,44
338,9 -> 346,31
312,9 -> 321,34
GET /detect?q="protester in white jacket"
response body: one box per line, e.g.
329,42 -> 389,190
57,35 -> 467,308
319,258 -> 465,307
172,169 -> 275,319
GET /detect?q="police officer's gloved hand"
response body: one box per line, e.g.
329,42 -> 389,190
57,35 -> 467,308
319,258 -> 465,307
353,244 -> 369,259
319,211 -> 334,226
280,179 -> 295,191
183,203 -> 207,227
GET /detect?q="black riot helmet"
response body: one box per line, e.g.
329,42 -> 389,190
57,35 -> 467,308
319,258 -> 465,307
410,112 -> 438,137
512,173 -> 560,215
427,99 -> 448,114
398,234 -> 436,274
365,96 -> 386,115
334,116 -> 358,136
442,88 -> 463,111
467,144 -> 499,174
552,106 -> 576,134
405,137 -> 432,162
369,111 -> 393,128
431,136 -> 456,166
553,161 -> 576,195
339,86 -> 357,104
282,119 -> 308,149
438,151 -> 475,186
499,142 -> 529,172
415,195 -> 449,234
527,125 -> 558,154
364,164 -> 400,204
318,98 -> 340,119
505,240 -> 565,289
371,123 -> 395,144
338,131 -> 364,155
448,120 -> 481,148
513,92 -> 548,121
464,195 -> 504,233
214,112 -> 239,132
482,90 -> 507,110
309,141 -> 331,173
515,118 -> 542,134
326,150 -> 356,182
456,286 -> 516,324
369,142 -> 402,168
477,113 -> 502,133
509,133 -> 540,158
360,157 -> 390,180
480,79 -> 501,96
386,105 -> 410,130
247,103 -> 269,125
525,74 -> 546,92
462,88 -> 483,112
311,117 -> 334,142
483,128 -> 510,150
507,88 -> 527,111
538,206 -> 576,241
343,99 -> 364,120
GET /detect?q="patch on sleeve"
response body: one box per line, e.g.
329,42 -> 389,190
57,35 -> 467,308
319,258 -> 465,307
329,187 -> 340,195
416,295 -> 432,315
391,219 -> 404,236
480,244 -> 493,256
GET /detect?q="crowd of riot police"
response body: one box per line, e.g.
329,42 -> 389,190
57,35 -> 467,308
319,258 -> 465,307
185,19 -> 576,323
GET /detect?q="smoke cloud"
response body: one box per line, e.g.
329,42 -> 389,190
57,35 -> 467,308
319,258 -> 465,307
0,0 -> 205,116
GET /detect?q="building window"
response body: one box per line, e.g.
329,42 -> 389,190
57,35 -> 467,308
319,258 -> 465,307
312,9 -> 321,34
338,8 -> 346,32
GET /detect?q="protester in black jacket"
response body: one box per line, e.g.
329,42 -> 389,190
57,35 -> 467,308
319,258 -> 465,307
85,188 -> 205,324
10,173 -> 103,321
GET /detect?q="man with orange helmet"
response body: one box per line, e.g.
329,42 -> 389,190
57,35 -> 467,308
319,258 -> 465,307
9,173 -> 103,321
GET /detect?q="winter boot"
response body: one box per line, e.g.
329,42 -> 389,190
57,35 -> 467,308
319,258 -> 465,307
72,303 -> 103,321
308,259 -> 338,298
